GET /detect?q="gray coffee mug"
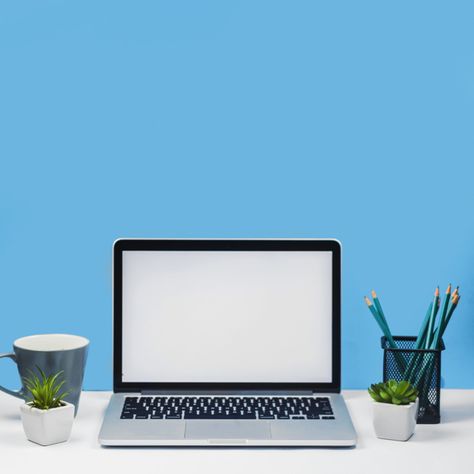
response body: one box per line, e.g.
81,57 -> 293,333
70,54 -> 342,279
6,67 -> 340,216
0,334 -> 89,416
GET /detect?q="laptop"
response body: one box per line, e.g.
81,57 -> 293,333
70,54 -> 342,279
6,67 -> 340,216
99,238 -> 357,446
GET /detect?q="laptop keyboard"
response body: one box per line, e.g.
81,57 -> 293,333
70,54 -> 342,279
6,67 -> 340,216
120,396 -> 334,420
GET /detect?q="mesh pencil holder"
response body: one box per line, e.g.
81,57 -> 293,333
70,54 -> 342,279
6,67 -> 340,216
381,336 -> 445,424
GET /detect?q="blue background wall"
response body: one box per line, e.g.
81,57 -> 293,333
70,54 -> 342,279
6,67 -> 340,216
1,1 -> 473,391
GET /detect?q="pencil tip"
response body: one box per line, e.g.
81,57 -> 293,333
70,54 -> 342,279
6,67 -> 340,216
364,296 -> 372,306
435,287 -> 440,296
371,290 -> 377,298
447,283 -> 452,294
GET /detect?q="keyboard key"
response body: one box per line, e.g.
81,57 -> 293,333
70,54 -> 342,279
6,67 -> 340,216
120,396 -> 333,421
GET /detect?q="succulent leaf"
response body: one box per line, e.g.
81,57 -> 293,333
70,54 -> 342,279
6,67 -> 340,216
367,380 -> 418,405
396,380 -> 410,396
22,367 -> 70,410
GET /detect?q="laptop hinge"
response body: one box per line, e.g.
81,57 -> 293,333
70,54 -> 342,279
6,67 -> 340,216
141,389 -> 314,396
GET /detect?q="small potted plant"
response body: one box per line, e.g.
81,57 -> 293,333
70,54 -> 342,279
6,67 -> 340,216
368,380 -> 419,441
20,367 -> 74,446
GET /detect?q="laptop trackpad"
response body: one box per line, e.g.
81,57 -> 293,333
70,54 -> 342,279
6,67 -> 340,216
185,421 -> 271,440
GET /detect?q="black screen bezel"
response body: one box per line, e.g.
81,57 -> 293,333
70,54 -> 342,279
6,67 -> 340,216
113,239 -> 341,393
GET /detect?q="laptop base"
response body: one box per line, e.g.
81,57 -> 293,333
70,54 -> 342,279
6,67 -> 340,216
99,393 -> 357,447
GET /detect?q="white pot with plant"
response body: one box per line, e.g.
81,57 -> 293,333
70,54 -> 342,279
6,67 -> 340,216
369,380 -> 419,441
20,367 -> 74,446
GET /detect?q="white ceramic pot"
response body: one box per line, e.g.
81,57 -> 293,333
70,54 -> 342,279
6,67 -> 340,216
373,398 -> 419,441
20,402 -> 74,446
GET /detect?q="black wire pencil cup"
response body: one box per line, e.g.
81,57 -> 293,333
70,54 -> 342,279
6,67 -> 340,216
365,285 -> 460,424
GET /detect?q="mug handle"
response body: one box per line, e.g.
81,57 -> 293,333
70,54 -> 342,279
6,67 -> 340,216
0,353 -> 24,399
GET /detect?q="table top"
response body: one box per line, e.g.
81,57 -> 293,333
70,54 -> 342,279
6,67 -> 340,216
1,390 -> 473,473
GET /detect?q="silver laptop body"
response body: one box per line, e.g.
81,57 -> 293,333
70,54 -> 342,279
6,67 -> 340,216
99,239 -> 357,447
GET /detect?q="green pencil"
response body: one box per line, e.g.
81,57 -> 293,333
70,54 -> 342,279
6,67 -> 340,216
415,302 -> 433,348
364,295 -> 406,373
430,284 -> 452,349
444,286 -> 459,328
441,293 -> 460,335
422,291 -> 460,405
425,287 -> 440,349
404,300 -> 435,380
407,287 -> 439,383
364,296 -> 396,347
371,290 -> 391,333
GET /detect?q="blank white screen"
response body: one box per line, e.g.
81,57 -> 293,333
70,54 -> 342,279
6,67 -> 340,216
122,250 -> 333,383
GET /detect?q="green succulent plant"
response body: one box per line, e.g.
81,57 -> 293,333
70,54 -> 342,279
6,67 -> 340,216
23,366 -> 70,410
368,380 -> 418,405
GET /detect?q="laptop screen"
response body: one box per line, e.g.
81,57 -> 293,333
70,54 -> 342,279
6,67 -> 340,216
121,249 -> 333,384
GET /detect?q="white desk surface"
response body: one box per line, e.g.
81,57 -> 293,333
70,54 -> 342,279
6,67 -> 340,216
1,390 -> 473,473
